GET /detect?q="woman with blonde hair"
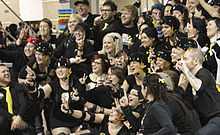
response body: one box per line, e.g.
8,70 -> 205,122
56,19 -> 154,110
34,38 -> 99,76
98,32 -> 123,65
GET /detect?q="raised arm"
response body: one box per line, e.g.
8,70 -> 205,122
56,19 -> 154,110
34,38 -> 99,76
198,0 -> 220,18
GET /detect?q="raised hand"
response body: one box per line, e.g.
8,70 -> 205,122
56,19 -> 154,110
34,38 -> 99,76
79,73 -> 88,85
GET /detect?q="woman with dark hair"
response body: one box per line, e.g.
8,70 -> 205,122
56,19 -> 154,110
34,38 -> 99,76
186,17 -> 210,48
161,16 -> 186,50
83,54 -> 109,91
137,73 -> 177,135
119,88 -> 145,133
121,52 -> 147,94
172,4 -> 189,33
137,26 -> 161,71
163,4 -> 173,16
137,13 -> 154,31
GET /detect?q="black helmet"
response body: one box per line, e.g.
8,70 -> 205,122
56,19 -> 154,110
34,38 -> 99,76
36,42 -> 53,56
55,57 -> 71,68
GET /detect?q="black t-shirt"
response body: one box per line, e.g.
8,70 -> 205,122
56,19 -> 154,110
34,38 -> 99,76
49,80 -> 84,128
139,101 -> 176,135
126,75 -> 142,93
177,68 -> 220,125
166,93 -> 196,134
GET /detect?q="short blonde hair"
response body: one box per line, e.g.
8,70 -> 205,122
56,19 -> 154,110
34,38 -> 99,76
185,48 -> 205,64
68,14 -> 82,23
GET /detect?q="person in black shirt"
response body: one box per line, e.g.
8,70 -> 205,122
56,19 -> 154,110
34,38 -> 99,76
138,73 -> 177,135
32,57 -> 85,135
0,36 -> 38,81
121,52 -> 147,93
54,14 -> 82,59
203,18 -> 220,86
176,48 -> 220,135
93,0 -> 121,51
120,5 -> 139,50
119,88 -> 145,133
68,23 -> 95,78
74,0 -> 97,40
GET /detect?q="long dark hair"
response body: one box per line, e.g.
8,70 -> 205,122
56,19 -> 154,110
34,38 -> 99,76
143,73 -> 168,101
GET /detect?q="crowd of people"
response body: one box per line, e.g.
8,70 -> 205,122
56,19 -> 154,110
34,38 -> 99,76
0,0 -> 220,134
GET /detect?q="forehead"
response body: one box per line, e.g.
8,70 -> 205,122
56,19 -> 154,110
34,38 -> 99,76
35,51 -> 45,55
0,66 -> 9,71
102,5 -> 111,10
93,58 -> 102,62
26,42 -> 35,47
141,32 -> 149,37
152,8 -> 161,13
56,66 -> 68,70
104,36 -> 114,41
173,10 -> 182,14
69,17 -> 80,22
121,9 -> 132,14
40,21 -> 49,26
130,89 -> 138,95
208,20 -> 216,25
76,3 -> 88,7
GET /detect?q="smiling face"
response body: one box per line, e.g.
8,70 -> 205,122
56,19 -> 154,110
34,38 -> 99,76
115,55 -> 127,69
151,8 -> 161,21
181,50 -> 196,71
103,36 -> 115,54
35,51 -> 49,65
173,10 -> 184,23
121,9 -> 134,26
68,17 -> 81,33
206,20 -> 219,38
162,24 -> 174,38
39,21 -> 50,37
0,65 -> 11,86
128,89 -> 140,107
156,57 -> 171,71
164,5 -> 172,16
187,22 -> 198,39
74,28 -> 85,42
129,61 -> 144,75
140,32 -> 154,48
24,42 -> 36,57
91,58 -> 103,74
55,67 -> 70,80
75,3 -> 89,17
109,107 -> 124,123
100,5 -> 114,21
107,68 -> 120,85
